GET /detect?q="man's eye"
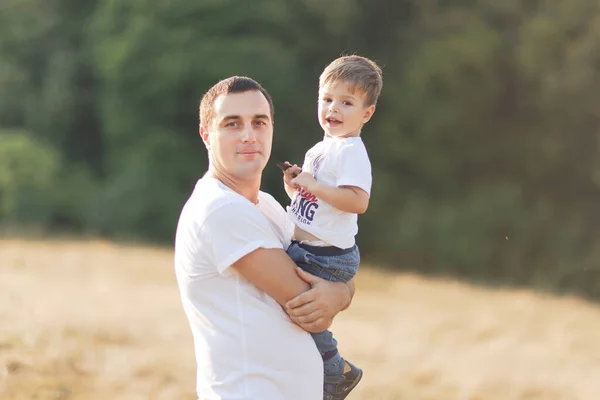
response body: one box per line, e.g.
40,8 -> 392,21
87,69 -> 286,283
225,122 -> 238,127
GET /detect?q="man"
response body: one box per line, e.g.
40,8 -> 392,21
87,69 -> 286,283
174,76 -> 355,400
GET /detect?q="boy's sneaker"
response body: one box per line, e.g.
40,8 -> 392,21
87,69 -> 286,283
323,360 -> 363,400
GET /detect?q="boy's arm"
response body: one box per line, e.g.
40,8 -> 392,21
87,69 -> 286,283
278,161 -> 302,200
291,172 -> 369,214
284,181 -> 297,200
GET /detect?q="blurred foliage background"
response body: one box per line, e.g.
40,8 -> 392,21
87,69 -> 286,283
1,0 -> 599,299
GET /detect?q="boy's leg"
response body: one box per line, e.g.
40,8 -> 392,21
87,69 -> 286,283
312,330 -> 344,375
313,330 -> 363,400
286,241 -> 326,277
307,245 -> 361,399
287,242 -> 363,398
287,243 -> 346,371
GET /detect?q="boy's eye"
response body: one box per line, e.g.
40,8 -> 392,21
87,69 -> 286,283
343,101 -> 353,106
321,98 -> 332,103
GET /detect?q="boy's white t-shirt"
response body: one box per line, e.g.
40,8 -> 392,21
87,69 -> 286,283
174,177 -> 323,400
288,136 -> 372,249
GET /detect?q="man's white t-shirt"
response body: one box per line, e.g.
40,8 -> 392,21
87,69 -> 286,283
174,177 -> 323,400
287,136 -> 372,249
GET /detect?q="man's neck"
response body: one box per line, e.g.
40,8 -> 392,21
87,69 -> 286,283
205,169 -> 261,205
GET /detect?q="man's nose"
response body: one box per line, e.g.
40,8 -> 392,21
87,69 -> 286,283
240,123 -> 256,143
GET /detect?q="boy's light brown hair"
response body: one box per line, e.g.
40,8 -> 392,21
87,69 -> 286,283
319,55 -> 383,106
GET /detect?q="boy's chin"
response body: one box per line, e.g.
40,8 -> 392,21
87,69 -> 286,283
322,127 -> 343,136
324,130 -> 355,138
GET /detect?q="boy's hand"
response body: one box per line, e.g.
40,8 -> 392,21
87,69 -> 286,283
278,161 -> 302,188
291,171 -> 318,193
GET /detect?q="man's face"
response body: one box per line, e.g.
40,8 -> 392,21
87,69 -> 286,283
201,90 -> 273,180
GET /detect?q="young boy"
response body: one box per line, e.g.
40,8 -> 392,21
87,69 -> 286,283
279,55 -> 383,400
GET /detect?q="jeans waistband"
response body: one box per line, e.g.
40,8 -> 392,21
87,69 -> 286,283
293,240 -> 356,257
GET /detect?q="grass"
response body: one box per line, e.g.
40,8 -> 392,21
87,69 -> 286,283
1,238 -> 600,399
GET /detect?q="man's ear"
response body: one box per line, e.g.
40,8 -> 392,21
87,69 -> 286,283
200,126 -> 210,150
361,105 -> 376,124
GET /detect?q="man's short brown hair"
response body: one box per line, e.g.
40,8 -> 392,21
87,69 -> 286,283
319,55 -> 383,106
199,76 -> 274,129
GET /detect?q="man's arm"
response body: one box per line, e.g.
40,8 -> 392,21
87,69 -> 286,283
291,172 -> 369,214
231,247 -> 351,332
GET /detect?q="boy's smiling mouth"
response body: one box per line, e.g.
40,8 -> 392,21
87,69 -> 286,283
325,116 -> 342,126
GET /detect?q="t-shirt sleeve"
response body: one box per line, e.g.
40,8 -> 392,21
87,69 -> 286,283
201,201 -> 284,276
258,191 -> 295,244
335,142 -> 373,195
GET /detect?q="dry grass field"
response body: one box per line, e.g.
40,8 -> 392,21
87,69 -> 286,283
1,239 -> 600,400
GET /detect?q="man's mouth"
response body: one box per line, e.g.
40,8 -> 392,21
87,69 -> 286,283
238,149 -> 260,155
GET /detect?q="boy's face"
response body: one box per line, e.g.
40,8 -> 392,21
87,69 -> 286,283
317,80 -> 375,138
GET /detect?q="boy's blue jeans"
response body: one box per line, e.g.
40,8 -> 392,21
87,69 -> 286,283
286,240 -> 360,377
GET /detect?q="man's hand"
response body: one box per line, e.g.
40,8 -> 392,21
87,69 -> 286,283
291,171 -> 319,193
285,268 -> 352,333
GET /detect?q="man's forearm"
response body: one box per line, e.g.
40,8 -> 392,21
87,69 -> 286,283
232,248 -> 311,307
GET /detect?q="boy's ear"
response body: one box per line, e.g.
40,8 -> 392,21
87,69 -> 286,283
200,126 -> 211,150
361,105 -> 376,124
